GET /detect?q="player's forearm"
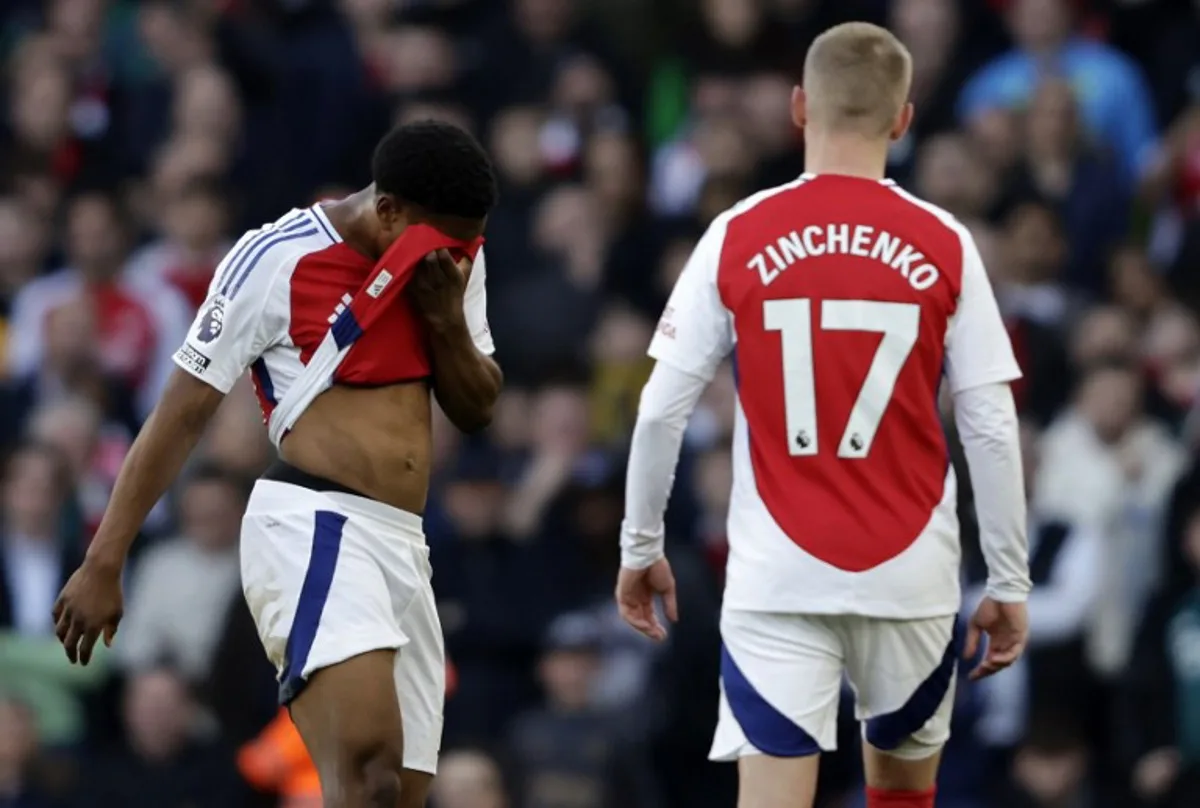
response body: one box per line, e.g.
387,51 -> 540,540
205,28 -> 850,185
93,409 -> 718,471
86,371 -> 223,572
953,382 -> 1032,602
428,317 -> 503,434
621,363 -> 707,568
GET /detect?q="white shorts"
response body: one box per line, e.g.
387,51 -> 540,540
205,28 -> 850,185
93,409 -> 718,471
711,609 -> 960,761
240,480 -> 445,774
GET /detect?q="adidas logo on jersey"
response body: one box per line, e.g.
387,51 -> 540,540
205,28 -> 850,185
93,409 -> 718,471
327,293 -> 353,324
367,270 -> 393,299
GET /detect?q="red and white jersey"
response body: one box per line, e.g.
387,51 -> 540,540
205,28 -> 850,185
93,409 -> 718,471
650,174 -> 1021,617
172,204 -> 493,436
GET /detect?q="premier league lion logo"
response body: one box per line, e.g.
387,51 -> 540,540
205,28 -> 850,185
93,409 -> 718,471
196,296 -> 227,343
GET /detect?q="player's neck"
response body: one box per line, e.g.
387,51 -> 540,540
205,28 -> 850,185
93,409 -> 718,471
803,132 -> 889,181
325,187 -> 383,260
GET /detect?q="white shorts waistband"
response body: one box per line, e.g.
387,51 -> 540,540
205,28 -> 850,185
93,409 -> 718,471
248,479 -> 425,542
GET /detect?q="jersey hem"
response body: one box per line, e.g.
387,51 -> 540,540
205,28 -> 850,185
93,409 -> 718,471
719,598 -> 962,621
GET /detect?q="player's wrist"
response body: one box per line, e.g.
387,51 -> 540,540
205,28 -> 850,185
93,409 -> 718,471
82,544 -> 126,578
984,580 -> 1031,604
423,308 -> 468,337
620,522 -> 665,570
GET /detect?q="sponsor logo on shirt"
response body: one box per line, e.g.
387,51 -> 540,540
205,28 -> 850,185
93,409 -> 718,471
327,293 -> 353,325
196,295 -> 228,343
367,270 -> 393,299
656,306 -> 676,339
175,344 -> 211,374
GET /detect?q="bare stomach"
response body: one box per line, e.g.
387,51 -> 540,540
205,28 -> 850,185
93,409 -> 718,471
280,381 -> 432,514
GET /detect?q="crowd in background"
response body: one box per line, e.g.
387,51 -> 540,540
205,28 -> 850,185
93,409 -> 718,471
1,0 -> 1200,806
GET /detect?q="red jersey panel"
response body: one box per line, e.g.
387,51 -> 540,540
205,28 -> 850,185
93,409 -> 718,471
648,174 -> 1021,617
717,176 -> 962,571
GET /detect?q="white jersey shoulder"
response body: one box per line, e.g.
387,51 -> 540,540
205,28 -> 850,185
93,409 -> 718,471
647,175 -> 814,382
173,207 -> 334,393
882,184 -> 1022,393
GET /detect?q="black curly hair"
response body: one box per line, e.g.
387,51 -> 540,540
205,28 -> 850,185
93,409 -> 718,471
371,120 -> 497,220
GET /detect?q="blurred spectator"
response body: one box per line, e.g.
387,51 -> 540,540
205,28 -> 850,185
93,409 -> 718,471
128,180 -> 232,311
958,0 -> 1158,184
116,465 -> 245,683
1037,362 -> 1186,678
83,668 -> 243,808
432,749 -> 510,808
6,193 -> 190,419
0,697 -> 57,808
587,304 -> 654,446
0,441 -> 77,637
1005,79 -> 1129,295
0,197 -> 49,346
887,0 -> 969,180
507,611 -> 655,808
27,396 -> 125,543
1004,717 -> 1094,808
237,709 -> 321,808
1124,503 -> 1200,808
195,380 -> 274,478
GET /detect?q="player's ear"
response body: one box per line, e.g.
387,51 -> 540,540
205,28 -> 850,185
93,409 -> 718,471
791,86 -> 807,130
889,102 -> 914,142
374,193 -> 407,231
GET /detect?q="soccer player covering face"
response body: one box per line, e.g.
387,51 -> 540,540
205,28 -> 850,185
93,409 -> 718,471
54,121 -> 503,808
617,23 -> 1032,808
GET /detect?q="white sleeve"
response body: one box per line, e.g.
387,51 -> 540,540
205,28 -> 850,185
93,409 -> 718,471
943,231 -> 1022,394
954,382 -> 1032,602
464,248 -> 494,355
620,362 -> 709,568
171,237 -> 285,394
647,215 -> 733,380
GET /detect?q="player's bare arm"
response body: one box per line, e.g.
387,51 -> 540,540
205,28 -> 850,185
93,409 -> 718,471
54,369 -> 225,664
410,249 -> 502,433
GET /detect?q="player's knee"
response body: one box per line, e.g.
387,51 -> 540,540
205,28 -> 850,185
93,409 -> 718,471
879,731 -> 945,763
362,754 -> 403,808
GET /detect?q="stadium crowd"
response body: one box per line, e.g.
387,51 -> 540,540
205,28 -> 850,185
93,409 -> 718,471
0,0 -> 1199,806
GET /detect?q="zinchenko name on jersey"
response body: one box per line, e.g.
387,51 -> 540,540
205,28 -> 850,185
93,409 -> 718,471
748,223 -> 940,291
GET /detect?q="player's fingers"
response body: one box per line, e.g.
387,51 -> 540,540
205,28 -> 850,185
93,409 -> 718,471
968,656 -> 1005,681
103,622 -> 118,647
62,621 -> 83,664
52,595 -> 64,623
433,249 -> 460,279
662,583 -> 679,623
54,605 -> 71,642
617,601 -> 654,635
77,628 -> 101,666
963,622 -> 980,660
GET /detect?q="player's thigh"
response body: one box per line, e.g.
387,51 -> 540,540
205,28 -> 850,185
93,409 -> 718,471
289,648 -> 405,786
842,614 -> 960,780
241,486 -> 411,779
713,610 -> 842,808
737,754 -> 820,808
391,567 -> 446,778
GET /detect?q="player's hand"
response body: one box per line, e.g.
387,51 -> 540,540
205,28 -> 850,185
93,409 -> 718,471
963,597 -> 1028,681
409,248 -> 470,331
53,557 -> 124,665
615,559 -> 678,642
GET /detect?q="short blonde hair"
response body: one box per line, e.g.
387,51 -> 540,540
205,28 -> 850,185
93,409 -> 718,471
802,22 -> 913,137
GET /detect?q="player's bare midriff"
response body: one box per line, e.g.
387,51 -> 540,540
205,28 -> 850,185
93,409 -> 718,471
280,380 -> 432,514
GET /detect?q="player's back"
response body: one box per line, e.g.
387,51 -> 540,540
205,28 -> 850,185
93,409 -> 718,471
695,173 -> 1014,618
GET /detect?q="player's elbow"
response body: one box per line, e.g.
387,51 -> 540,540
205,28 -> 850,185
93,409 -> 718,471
451,405 -> 494,434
